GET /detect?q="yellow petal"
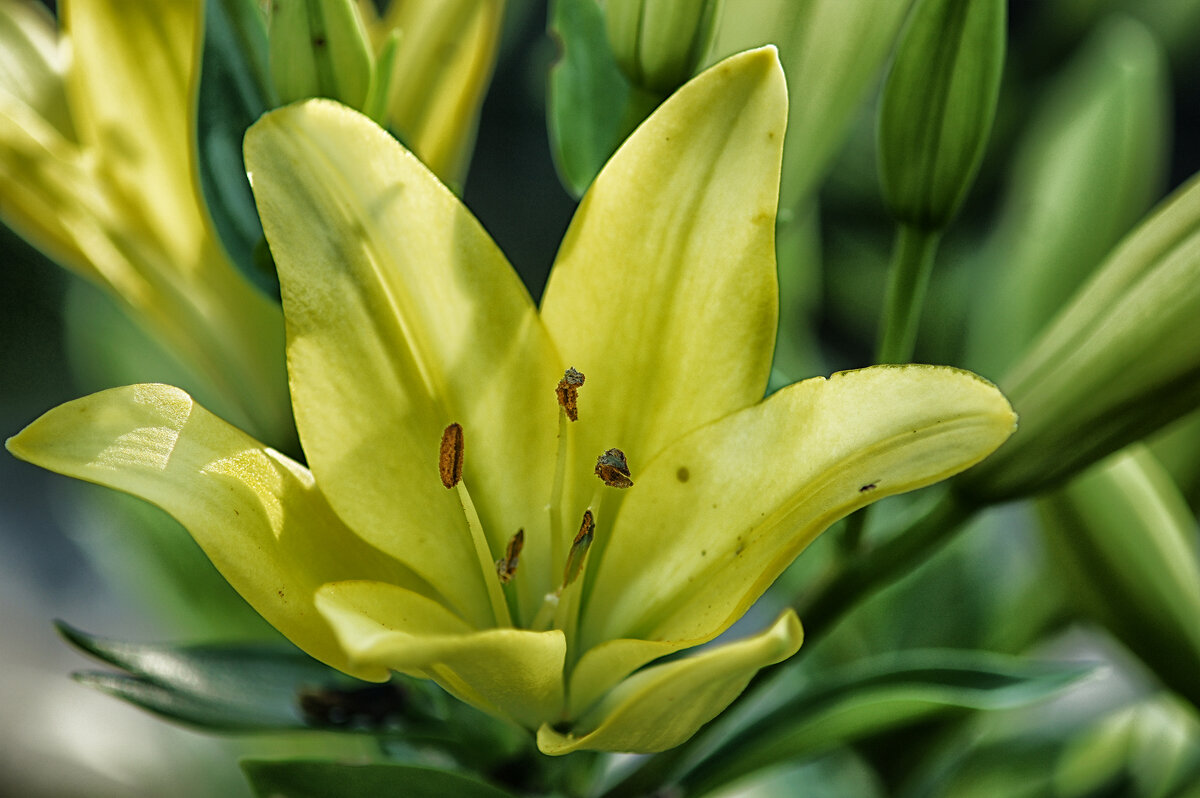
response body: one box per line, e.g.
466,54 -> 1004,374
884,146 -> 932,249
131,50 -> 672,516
5,384 -> 427,681
62,0 -> 200,249
244,100 -> 562,622
539,47 -> 785,540
582,365 -> 1015,649
316,580 -> 566,728
542,46 -> 785,457
539,610 -> 802,754
0,0 -> 73,137
378,0 -> 504,185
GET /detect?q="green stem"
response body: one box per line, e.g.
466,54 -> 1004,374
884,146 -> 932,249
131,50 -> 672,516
877,223 -> 942,364
797,489 -> 975,644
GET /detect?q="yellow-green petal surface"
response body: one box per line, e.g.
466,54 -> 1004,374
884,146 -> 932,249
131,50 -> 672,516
245,100 -> 562,625
316,580 -> 566,729
538,610 -> 802,754
6,384 -> 425,681
540,47 -> 786,480
0,0 -> 73,136
583,365 -> 1016,652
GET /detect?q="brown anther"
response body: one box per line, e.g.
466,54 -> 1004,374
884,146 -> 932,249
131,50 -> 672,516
439,423 -> 464,488
495,529 -> 524,584
556,367 -> 586,422
562,511 -> 595,588
594,447 -> 633,488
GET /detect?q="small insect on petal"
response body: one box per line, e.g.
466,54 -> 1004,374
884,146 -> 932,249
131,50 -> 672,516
595,447 -> 633,488
556,367 -> 586,421
495,529 -> 525,583
562,510 -> 595,588
439,423 -> 464,488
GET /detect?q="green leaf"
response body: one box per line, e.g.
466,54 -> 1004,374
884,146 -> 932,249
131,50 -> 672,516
57,621 -> 382,732
197,0 -> 279,298
1039,446 -> 1200,710
677,650 -> 1093,796
241,760 -> 518,798
546,0 -> 633,198
57,622 -> 528,767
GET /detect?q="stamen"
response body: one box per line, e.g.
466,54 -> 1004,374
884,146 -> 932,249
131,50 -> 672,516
561,510 -> 595,589
440,422 -> 512,627
595,448 -> 633,488
555,367 -> 585,422
547,372 -> 583,580
495,529 -> 525,584
439,423 -> 464,488
553,509 -> 598,656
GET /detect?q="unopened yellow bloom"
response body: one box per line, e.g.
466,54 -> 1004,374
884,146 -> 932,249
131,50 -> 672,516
8,49 -> 1015,753
0,0 -> 289,443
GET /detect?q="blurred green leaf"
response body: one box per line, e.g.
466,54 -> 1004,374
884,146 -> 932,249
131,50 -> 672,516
546,0 -> 633,198
58,621 -> 372,732
1039,446 -> 1200,710
678,650 -> 1092,796
57,622 -> 529,769
241,760 -> 518,798
198,0 -> 279,298
970,16 -> 1170,376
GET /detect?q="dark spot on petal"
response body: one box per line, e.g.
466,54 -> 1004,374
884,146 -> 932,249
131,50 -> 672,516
676,466 -> 689,482
859,482 -> 877,493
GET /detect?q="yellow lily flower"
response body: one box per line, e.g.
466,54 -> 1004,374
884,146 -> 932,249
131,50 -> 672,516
0,0 -> 290,444
7,48 -> 1015,753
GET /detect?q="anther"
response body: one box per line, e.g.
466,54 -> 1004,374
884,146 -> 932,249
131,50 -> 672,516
439,423 -> 464,488
562,511 -> 595,588
495,529 -> 525,584
556,367 -> 586,421
595,447 -> 633,488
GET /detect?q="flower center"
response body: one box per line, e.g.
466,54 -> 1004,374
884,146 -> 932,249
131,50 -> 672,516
437,368 -> 632,653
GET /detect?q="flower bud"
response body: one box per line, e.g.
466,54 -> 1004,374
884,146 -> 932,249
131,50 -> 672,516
603,0 -> 723,93
877,0 -> 1005,230
268,0 -> 374,110
958,173 -> 1200,502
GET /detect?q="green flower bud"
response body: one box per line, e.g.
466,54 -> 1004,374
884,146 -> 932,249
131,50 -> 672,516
268,0 -> 374,110
959,173 -> 1200,502
603,0 -> 723,93
877,0 -> 1005,230
1038,447 -> 1200,709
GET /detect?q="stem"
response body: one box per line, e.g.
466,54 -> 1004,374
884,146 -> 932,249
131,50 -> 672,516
797,489 -> 975,644
876,223 -> 942,364
455,481 -> 513,627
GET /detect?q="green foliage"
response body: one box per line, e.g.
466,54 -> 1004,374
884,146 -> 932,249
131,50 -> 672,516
546,0 -> 636,198
241,760 -> 518,798
198,0 -> 279,298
